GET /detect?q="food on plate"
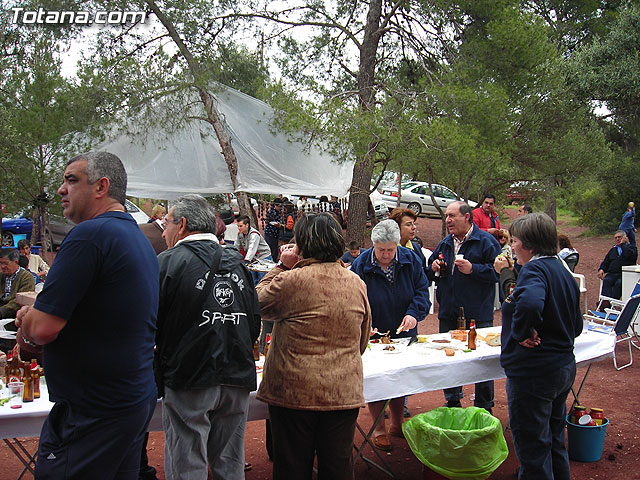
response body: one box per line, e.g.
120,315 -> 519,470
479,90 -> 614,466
383,346 -> 396,351
484,332 -> 501,346
450,330 -> 468,341
432,339 -> 451,344
370,338 -> 380,344
445,348 -> 455,356
417,335 -> 428,343
379,330 -> 395,344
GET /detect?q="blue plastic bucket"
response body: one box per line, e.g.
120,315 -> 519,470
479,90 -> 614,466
566,416 -> 609,462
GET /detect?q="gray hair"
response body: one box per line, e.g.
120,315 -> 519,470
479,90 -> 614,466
509,213 -> 558,256
615,230 -> 628,239
68,152 -> 127,205
169,194 -> 218,235
371,219 -> 401,245
0,248 -> 19,262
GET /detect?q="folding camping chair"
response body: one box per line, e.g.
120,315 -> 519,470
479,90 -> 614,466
584,293 -> 640,370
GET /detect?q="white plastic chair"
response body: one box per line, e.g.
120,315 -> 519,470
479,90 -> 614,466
571,273 -> 588,313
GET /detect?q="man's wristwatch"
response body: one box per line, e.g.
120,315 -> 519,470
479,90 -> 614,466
276,261 -> 290,271
20,330 -> 38,348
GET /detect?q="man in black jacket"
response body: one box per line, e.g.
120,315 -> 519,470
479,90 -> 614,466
598,230 -> 638,300
156,194 -> 261,480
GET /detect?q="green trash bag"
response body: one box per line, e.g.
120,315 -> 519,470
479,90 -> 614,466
402,406 -> 508,480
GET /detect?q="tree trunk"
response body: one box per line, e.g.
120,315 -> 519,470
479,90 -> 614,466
147,1 -> 256,223
346,157 -> 375,245
544,176 -> 557,222
345,0 -> 384,244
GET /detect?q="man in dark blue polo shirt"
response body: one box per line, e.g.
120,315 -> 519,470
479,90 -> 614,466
16,152 -> 158,479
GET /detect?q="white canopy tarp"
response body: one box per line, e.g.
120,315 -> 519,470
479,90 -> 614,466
96,85 -> 354,200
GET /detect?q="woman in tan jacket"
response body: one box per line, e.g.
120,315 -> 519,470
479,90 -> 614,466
256,212 -> 372,480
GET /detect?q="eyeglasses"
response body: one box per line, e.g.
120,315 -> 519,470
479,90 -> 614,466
614,235 -> 623,240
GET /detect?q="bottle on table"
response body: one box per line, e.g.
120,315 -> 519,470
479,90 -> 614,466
264,334 -> 272,357
22,362 -> 34,402
468,320 -> 477,350
6,353 -> 21,385
253,340 -> 260,361
457,307 -> 466,330
31,360 -> 40,399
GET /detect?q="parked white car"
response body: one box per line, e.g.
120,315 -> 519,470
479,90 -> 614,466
125,199 -> 152,224
380,182 -> 477,216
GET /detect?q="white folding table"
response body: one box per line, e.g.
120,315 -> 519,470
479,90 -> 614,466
0,327 -> 614,479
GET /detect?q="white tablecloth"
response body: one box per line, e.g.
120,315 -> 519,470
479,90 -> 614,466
362,327 -> 614,403
0,327 -> 614,439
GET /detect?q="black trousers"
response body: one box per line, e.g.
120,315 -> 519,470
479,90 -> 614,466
268,405 -> 359,480
439,315 -> 494,409
35,396 -> 156,479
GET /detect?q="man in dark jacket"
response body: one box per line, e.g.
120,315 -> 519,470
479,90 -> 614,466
428,201 -> 501,412
0,247 -> 35,319
156,194 -> 261,480
598,230 -> 638,300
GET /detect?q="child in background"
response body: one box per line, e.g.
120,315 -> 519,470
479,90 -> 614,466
341,241 -> 362,265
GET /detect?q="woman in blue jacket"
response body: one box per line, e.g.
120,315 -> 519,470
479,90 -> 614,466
351,220 -> 430,451
498,213 -> 582,480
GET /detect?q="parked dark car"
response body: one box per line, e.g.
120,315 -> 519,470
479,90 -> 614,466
1,215 -> 33,247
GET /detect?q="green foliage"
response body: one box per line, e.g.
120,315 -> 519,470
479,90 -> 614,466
0,29 -> 98,215
568,1 -> 640,150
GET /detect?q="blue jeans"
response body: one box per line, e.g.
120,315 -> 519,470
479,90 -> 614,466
507,362 -> 576,480
625,228 -> 636,247
265,234 -> 279,261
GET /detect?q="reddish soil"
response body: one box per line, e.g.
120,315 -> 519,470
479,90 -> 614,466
3,213 -> 637,479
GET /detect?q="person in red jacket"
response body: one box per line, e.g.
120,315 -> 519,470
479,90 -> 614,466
473,193 -> 501,238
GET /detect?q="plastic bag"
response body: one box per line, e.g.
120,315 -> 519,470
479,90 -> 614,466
402,407 -> 508,480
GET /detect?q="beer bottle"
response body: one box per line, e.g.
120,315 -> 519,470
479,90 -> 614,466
457,307 -> 466,330
31,360 -> 40,399
4,352 -> 12,386
468,320 -> 477,350
264,334 -> 272,357
438,253 -> 448,278
6,353 -> 21,385
253,340 -> 260,361
22,362 -> 33,402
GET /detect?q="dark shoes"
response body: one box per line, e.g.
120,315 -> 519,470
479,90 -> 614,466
444,400 -> 462,408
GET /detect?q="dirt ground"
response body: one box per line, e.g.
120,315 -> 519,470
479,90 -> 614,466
2,210 -> 637,479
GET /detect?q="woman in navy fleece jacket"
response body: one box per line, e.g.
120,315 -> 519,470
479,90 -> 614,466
497,213 -> 582,480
